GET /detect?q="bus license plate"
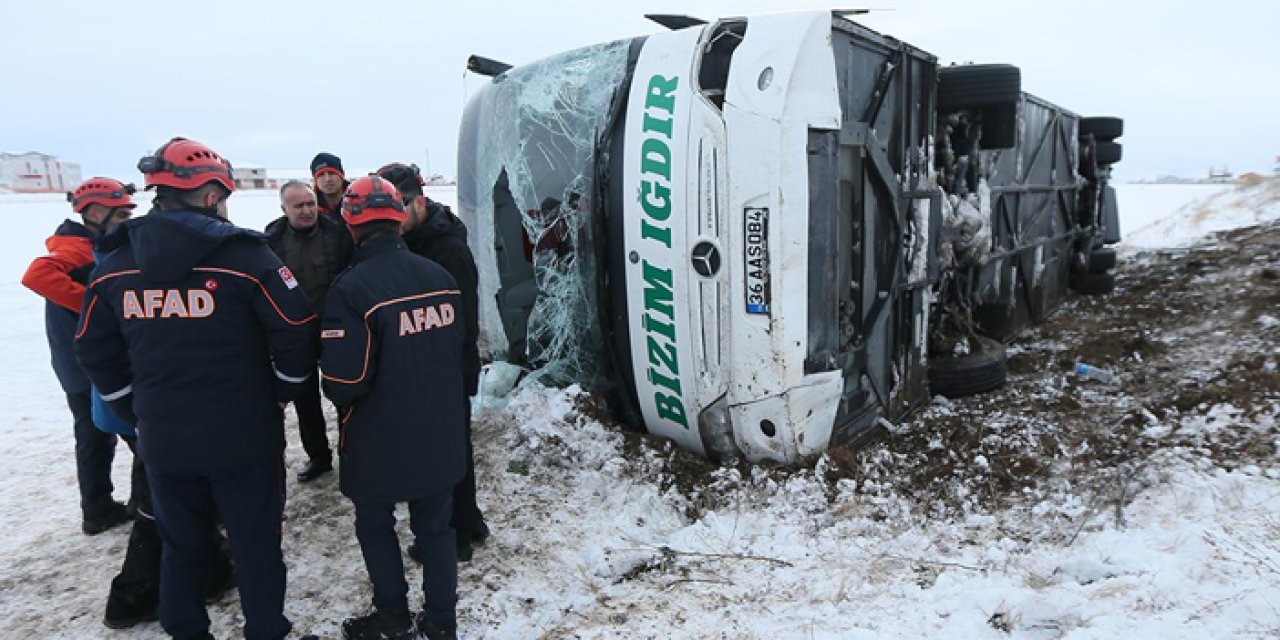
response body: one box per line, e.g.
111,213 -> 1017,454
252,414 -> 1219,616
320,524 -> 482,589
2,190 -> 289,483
744,207 -> 770,315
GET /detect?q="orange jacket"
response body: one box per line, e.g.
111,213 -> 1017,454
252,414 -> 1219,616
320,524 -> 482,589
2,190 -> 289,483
22,221 -> 96,313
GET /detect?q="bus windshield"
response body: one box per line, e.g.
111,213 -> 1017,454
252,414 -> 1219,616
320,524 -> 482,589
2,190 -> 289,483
457,38 -> 635,388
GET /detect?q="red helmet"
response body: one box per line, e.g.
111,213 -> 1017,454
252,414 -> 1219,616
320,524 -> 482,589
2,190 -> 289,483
342,175 -> 406,226
67,177 -> 137,213
136,137 -> 235,193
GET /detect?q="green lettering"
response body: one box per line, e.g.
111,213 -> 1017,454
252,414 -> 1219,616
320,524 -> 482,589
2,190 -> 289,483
640,220 -> 671,247
642,112 -> 673,138
639,181 -> 671,221
641,261 -> 674,318
642,311 -> 676,342
654,392 -> 689,427
645,75 -> 679,114
647,362 -> 682,396
647,336 -> 680,376
640,138 -> 671,180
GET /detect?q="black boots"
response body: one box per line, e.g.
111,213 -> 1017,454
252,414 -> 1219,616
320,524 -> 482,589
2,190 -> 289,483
416,615 -> 458,640
341,609 -> 416,640
83,501 -> 132,535
103,583 -> 159,629
297,457 -> 334,482
340,609 -> 457,640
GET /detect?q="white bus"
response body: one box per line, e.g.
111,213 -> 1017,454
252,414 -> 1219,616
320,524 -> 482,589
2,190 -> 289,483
457,11 -> 1122,464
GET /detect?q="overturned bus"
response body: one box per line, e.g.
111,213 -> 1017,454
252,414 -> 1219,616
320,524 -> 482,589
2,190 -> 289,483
456,10 -> 1123,464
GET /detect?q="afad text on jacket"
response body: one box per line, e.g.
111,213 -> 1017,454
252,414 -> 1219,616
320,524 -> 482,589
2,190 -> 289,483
321,233 -> 466,503
75,209 -> 317,473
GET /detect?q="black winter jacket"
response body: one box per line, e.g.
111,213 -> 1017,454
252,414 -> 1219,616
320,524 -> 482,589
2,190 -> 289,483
402,201 -> 481,396
264,214 -> 354,312
320,233 -> 466,502
75,209 -> 317,473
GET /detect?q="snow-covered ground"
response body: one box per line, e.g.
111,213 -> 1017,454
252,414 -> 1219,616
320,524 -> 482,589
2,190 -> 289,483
1,182 -> 1277,639
1117,181 -> 1280,251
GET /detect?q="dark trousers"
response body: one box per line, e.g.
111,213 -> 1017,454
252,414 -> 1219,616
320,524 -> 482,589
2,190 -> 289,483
109,438 -> 233,611
148,458 -> 290,640
66,391 -> 118,519
451,402 -> 483,532
295,371 -> 331,464
353,489 -> 457,624
111,437 -> 160,601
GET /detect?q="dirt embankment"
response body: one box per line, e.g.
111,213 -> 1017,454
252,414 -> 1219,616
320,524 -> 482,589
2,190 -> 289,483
630,220 -> 1280,534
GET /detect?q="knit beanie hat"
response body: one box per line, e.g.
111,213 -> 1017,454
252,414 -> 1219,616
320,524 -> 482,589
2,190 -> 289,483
310,152 -> 345,178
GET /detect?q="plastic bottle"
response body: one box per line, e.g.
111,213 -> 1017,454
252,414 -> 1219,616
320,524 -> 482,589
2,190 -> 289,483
1074,362 -> 1116,384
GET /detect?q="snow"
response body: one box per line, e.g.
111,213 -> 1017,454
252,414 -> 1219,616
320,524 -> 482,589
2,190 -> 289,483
1,183 -> 1278,639
1117,180 -> 1280,251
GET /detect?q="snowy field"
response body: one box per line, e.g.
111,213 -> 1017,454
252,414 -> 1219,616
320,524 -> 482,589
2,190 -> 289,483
1,181 -> 1278,639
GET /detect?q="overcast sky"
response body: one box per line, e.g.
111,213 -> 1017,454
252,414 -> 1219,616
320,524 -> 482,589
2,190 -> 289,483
2,0 -> 1276,182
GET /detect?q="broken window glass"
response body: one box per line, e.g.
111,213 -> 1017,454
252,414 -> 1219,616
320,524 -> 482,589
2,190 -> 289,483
458,39 -> 634,389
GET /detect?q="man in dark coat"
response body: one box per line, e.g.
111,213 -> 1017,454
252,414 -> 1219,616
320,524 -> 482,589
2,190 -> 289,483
21,177 -> 134,535
310,152 -> 349,225
321,175 -> 464,640
76,137 -> 317,640
265,180 -> 354,481
28,178 -> 235,630
377,163 -> 488,563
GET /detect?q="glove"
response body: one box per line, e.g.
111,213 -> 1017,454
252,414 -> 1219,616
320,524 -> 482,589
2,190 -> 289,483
106,396 -> 138,429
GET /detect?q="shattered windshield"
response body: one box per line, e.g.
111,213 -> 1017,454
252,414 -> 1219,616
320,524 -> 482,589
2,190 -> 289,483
458,39 -> 634,388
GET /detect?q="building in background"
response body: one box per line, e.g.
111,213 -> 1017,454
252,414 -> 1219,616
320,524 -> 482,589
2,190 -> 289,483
231,164 -> 269,190
0,152 -> 82,193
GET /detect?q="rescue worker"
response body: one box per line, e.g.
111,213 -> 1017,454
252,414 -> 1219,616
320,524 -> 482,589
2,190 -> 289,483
25,178 -> 234,629
377,163 -> 488,563
75,137 -> 317,640
265,180 -> 354,482
321,175 -> 464,640
21,178 -> 134,535
310,152 -> 349,225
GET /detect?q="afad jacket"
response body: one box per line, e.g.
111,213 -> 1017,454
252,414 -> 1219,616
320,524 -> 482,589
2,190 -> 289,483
320,233 -> 466,503
22,220 -> 96,394
75,209 -> 317,473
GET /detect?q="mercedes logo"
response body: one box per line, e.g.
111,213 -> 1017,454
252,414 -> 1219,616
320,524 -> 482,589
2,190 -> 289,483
691,240 -> 722,278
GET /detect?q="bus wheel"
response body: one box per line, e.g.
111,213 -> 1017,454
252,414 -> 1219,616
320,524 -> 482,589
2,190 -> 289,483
928,336 -> 1008,398
1088,248 -> 1117,272
1080,116 -> 1124,141
1095,141 -> 1123,165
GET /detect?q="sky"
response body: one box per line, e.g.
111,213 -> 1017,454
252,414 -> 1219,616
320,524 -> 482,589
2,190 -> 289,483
2,0 -> 1277,182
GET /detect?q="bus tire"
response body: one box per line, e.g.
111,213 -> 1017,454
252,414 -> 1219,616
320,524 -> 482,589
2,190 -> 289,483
1088,248 -> 1117,272
1080,116 -> 1123,141
929,336 -> 1008,398
937,64 -> 1022,110
1095,141 -> 1122,165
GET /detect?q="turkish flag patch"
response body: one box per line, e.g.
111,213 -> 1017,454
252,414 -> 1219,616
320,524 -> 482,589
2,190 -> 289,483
278,266 -> 299,290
